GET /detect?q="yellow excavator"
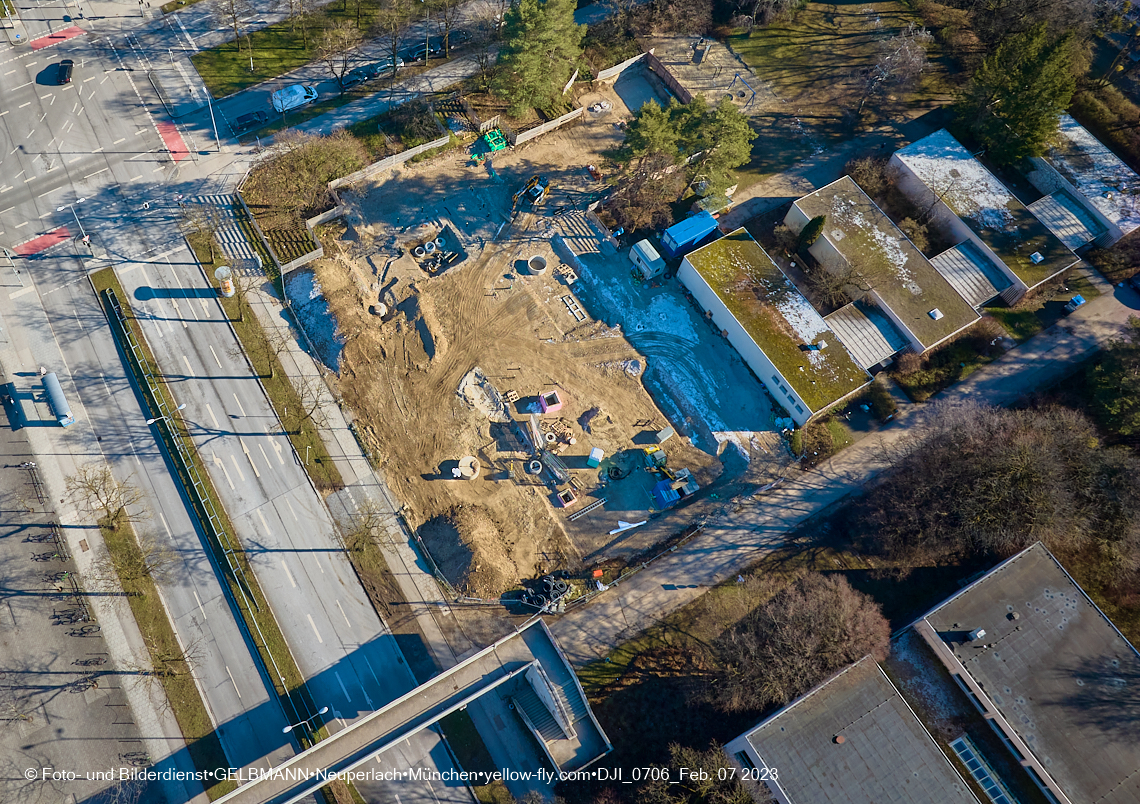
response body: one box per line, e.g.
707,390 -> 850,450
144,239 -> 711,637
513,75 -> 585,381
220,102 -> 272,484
512,174 -> 551,209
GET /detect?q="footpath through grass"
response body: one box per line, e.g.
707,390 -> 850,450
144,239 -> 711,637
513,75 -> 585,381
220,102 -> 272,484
99,516 -> 235,800
89,267 -> 338,792
192,1 -> 388,98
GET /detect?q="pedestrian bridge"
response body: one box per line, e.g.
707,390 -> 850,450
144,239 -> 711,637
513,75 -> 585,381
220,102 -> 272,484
214,618 -> 611,804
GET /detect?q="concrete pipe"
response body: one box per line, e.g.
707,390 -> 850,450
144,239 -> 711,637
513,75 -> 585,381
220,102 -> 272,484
528,460 -> 543,474
528,255 -> 548,275
423,241 -> 436,254
413,246 -> 425,258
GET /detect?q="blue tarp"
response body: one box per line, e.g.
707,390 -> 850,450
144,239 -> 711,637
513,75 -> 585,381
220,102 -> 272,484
651,479 -> 681,509
661,210 -> 719,257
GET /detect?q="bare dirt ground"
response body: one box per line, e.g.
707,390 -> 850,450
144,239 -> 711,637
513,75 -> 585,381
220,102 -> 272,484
307,82 -> 734,595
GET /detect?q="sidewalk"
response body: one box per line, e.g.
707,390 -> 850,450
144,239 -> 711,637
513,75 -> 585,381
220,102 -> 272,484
549,283 -> 1140,667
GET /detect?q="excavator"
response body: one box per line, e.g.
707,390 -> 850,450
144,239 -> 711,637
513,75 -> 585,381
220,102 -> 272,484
512,174 -> 551,209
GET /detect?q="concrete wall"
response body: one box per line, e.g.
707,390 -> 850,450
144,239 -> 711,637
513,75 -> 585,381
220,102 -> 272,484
888,155 -> 1028,301
1026,157 -> 1121,248
677,257 -> 813,425
596,49 -> 653,82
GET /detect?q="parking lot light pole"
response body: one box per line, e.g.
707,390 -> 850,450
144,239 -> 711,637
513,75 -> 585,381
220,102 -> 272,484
57,198 -> 88,240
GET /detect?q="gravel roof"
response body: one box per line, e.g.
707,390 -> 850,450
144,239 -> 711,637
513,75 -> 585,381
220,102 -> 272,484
1047,114 -> 1140,237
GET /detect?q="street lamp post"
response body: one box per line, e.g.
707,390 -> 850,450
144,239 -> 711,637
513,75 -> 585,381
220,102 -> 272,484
282,705 -> 329,734
57,198 -> 88,242
145,402 -> 187,425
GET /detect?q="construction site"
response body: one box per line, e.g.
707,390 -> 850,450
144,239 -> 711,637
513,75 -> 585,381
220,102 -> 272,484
299,73 -> 787,603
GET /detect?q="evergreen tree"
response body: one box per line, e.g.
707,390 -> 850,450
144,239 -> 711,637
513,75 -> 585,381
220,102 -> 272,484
798,215 -> 826,248
954,22 -> 1076,165
1088,317 -> 1140,436
491,0 -> 583,115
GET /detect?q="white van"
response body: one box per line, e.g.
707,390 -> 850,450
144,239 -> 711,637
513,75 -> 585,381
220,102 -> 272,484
270,84 -> 318,113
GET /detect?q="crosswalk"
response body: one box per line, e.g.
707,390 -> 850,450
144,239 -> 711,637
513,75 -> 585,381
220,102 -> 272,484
191,194 -> 265,275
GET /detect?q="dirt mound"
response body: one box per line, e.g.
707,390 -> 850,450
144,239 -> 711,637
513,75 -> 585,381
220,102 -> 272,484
418,505 -> 518,598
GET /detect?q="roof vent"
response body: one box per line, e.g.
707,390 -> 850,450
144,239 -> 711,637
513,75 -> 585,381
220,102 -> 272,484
1030,252 -> 1044,264
1008,611 -> 1020,621
818,339 -> 828,350
834,735 -> 846,745
929,308 -> 944,320
968,628 -> 986,641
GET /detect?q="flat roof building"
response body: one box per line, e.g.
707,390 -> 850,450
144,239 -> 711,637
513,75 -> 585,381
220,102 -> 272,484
915,543 -> 1140,804
787,176 -> 980,355
678,228 -> 870,426
1025,113 -> 1140,248
725,656 -> 981,804
892,130 -> 1078,301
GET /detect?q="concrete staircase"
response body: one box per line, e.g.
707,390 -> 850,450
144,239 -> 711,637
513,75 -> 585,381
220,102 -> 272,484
513,683 -> 565,743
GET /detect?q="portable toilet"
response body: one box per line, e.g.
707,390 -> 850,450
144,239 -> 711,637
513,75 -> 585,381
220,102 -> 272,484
587,447 -> 604,468
630,239 -> 666,280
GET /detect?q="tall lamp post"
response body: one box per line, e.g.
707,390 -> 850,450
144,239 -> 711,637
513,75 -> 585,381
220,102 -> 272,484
57,197 -> 88,242
283,705 -> 329,734
145,402 -> 187,425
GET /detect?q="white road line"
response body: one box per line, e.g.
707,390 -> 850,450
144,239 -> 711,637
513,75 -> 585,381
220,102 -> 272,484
72,102 -> 79,113
198,297 -> 211,317
2,69 -> 13,76
257,442 -> 273,472
152,167 -> 165,173
182,355 -> 193,375
100,75 -> 109,85
209,344 -> 223,368
210,451 -> 235,490
192,589 -> 207,621
13,81 -> 30,89
83,168 -> 108,179
9,286 -> 35,300
226,666 -> 241,699
170,297 -> 187,328
232,393 -> 247,417
256,508 -> 272,534
176,14 -> 199,51
241,439 -> 260,478
361,653 -> 380,686
335,599 -> 351,628
83,76 -> 96,82
272,439 -> 285,465
63,120 -> 73,133
128,174 -> 142,182
17,102 -> 29,108
286,497 -> 298,520
92,145 -> 102,152
312,554 -> 324,575
280,559 -> 297,589
67,155 -> 81,163
159,512 -> 174,539
334,671 -> 350,701
112,137 -> 126,145
306,614 -> 323,644
228,452 -> 246,483
14,221 -> 28,228
135,128 -> 147,136
205,403 -> 219,429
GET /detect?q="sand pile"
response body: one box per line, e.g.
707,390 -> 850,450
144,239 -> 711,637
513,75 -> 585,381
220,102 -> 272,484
418,504 -> 519,598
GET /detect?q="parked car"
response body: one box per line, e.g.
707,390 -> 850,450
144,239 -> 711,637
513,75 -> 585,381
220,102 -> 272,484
341,70 -> 368,90
233,110 -> 269,132
363,57 -> 405,78
1063,295 -> 1087,314
57,59 -> 73,84
405,41 -> 439,62
270,84 -> 318,113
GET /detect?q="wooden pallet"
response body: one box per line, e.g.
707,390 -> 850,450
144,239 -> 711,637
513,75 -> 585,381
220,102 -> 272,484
562,294 -> 586,322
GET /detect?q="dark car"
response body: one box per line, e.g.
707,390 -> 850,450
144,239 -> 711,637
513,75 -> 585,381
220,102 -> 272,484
405,41 -> 436,62
57,59 -> 73,85
233,110 -> 269,132
342,70 -> 368,90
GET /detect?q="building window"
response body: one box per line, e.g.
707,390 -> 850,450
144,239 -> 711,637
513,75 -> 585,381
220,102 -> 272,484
795,405 -> 804,414
771,374 -> 780,384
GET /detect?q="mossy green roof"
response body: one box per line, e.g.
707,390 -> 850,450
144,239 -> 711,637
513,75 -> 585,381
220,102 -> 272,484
895,130 -> 1078,288
795,177 -> 980,349
684,229 -> 869,412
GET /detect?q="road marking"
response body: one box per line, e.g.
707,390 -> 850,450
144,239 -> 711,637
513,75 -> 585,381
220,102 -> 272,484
361,653 -> 380,686
67,155 -> 81,163
2,69 -> 13,76
306,614 -> 323,644
205,403 -> 219,429
209,344 -> 222,368
228,452 -> 246,483
14,221 -> 28,228
334,671 -> 351,701
83,75 -> 96,82
312,554 -> 324,575
232,393 -> 247,418
335,599 -> 351,627
170,297 -> 187,327
176,13 -> 199,52
159,512 -> 173,540
226,666 -> 241,699
210,451 -> 235,490
241,439 -> 260,478
63,121 -> 73,133
23,176 -> 35,183
286,497 -> 298,520
9,286 -> 34,299
152,167 -> 165,173
135,128 -> 147,136
280,559 -> 297,589
112,137 -> 126,145
83,168 -> 108,179
182,355 -> 193,375
258,443 -> 273,472
272,439 -> 285,465
0,207 -> 12,214
13,81 -> 30,89
198,297 -> 211,317
17,103 -> 29,109
92,145 -> 102,152
192,589 -> 207,621
0,187 -> 9,193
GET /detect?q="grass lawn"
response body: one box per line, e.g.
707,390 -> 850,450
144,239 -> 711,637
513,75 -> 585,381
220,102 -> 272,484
984,270 -> 1102,344
439,710 -> 509,803
100,517 -> 236,800
184,205 -> 344,493
725,0 -> 958,186
90,266 -> 329,756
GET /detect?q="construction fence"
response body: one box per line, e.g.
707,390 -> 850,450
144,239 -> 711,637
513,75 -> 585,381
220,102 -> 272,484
644,51 -> 692,104
595,49 -> 653,82
513,107 -> 585,146
328,134 -> 452,189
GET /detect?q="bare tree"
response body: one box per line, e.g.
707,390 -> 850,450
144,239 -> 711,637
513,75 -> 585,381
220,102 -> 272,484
372,0 -> 417,100
0,673 -> 34,724
230,321 -> 292,379
853,23 -> 933,122
66,466 -> 148,530
214,0 -> 258,63
639,743 -> 770,804
338,498 -> 397,555
86,532 -> 179,591
717,572 -> 890,711
317,20 -> 365,94
93,778 -> 149,804
293,374 -> 329,429
181,203 -> 226,264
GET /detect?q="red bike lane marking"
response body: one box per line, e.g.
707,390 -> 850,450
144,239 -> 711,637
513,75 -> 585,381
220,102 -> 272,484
155,121 -> 190,163
29,26 -> 86,51
14,227 -> 70,256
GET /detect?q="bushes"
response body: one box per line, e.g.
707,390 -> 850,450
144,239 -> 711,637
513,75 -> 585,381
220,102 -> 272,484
867,379 -> 897,421
797,214 -> 826,248
1070,87 -> 1140,176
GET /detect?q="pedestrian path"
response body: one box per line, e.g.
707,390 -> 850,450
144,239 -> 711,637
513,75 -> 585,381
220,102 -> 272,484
194,193 -> 262,268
